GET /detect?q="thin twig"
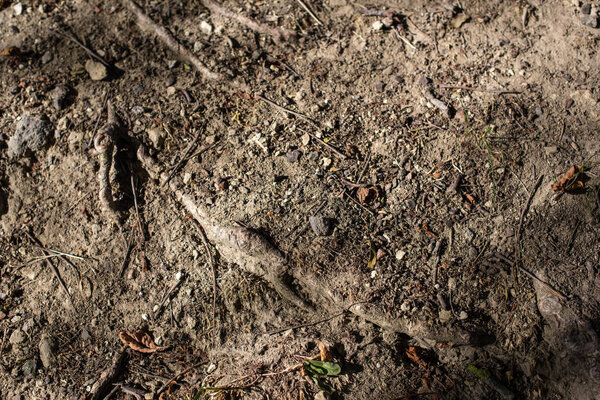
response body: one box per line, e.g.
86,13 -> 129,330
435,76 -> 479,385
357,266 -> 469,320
297,127 -> 348,160
266,309 -> 347,335
516,175 -> 543,242
295,0 -> 324,25
437,83 -> 521,95
255,94 -> 318,126
53,28 -> 110,67
31,245 -> 86,260
24,232 -> 73,304
156,362 -> 206,395
163,130 -> 203,187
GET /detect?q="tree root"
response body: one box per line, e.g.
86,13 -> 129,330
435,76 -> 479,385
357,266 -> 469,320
199,0 -> 297,42
94,100 -> 122,225
137,145 -> 480,344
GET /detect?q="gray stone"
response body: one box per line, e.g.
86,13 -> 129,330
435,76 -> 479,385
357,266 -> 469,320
285,150 -> 300,163
8,114 -> 53,159
39,335 -> 55,368
9,329 -> 25,345
581,14 -> 599,28
84,60 -> 107,81
51,85 -> 70,111
309,215 -> 332,236
41,50 -> 53,64
148,127 -> 166,148
22,358 -> 37,377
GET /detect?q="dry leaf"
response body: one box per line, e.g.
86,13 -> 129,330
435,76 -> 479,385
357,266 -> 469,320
406,346 -> 428,368
318,341 -> 333,362
119,330 -> 168,353
552,165 -> 584,193
1,46 -> 20,57
356,187 -> 370,203
367,240 -> 377,269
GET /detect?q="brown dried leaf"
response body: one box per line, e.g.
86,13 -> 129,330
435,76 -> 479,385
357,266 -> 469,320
318,341 -> 332,362
552,165 -> 584,192
1,46 -> 20,57
406,346 -> 428,368
356,187 -> 370,203
119,330 -> 168,353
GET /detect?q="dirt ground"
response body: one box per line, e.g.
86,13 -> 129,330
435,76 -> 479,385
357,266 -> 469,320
1,0 -> 600,399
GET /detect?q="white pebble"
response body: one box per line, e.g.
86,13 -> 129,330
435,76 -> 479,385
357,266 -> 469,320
372,20 -> 384,31
13,2 -> 23,15
141,314 -> 149,321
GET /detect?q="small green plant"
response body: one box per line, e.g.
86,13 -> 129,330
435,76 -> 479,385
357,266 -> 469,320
303,360 -> 342,395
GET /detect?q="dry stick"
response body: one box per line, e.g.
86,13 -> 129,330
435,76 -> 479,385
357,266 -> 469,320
156,361 -> 207,395
163,129 -> 203,187
265,309 -> 348,335
120,0 -> 223,82
516,175 -> 543,243
295,0 -> 324,25
437,83 -> 521,95
297,127 -> 348,160
24,232 -> 73,304
89,348 -> 128,400
255,94 -> 318,127
53,28 -> 110,68
201,0 -> 296,41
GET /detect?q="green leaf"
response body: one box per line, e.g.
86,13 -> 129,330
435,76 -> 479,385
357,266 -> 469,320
303,360 -> 341,376
468,364 -> 492,380
311,375 -> 335,395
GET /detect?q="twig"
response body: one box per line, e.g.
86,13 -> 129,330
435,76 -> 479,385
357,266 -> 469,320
516,175 -> 543,243
446,174 -> 463,194
437,83 -> 521,95
431,240 -> 441,285
295,0 -> 324,25
89,348 -> 128,400
184,140 -> 221,162
266,309 -> 347,335
153,273 -> 184,320
31,245 -> 85,260
200,0 -> 297,41
297,127 -> 348,160
156,362 -> 206,395
163,129 -> 203,187
120,0 -> 223,81
24,232 -> 73,304
53,28 -> 110,67
255,94 -> 318,127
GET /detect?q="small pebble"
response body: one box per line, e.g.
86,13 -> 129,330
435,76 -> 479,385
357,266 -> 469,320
372,20 -> 384,31
458,311 -> 468,320
395,250 -> 406,260
13,2 -> 23,15
41,50 -> 53,64
285,150 -> 300,163
9,329 -> 25,345
200,21 -> 213,35
84,60 -> 107,81
309,215 -> 332,236
300,133 -> 310,146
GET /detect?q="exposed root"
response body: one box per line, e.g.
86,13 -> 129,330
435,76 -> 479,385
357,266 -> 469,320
137,145 -> 481,344
200,0 -> 297,42
120,0 -> 224,82
94,100 -> 122,225
137,145 -> 311,310
88,348 -> 128,400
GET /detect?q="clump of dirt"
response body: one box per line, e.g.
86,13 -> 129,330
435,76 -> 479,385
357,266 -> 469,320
1,0 -> 600,399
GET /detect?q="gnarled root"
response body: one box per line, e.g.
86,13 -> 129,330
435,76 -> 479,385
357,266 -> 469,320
94,100 -> 122,225
137,144 -> 311,310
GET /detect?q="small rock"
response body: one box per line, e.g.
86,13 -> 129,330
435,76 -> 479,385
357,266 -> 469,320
415,75 -> 430,87
322,157 -> 332,168
51,85 -> 70,111
167,60 -> 178,69
200,21 -> 213,35
581,14 -> 599,28
448,277 -> 457,290
84,60 -> 107,81
183,172 -> 192,185
544,145 -> 558,156
148,127 -> 166,148
9,329 -> 25,345
165,75 -> 176,87
439,309 -> 452,324
41,50 -> 53,64
400,302 -> 410,312
395,250 -> 406,260
131,106 -> 144,114
285,150 -> 300,163
22,358 -> 37,377
300,133 -> 310,146
309,215 -> 332,236
206,363 -> 217,374
13,2 -> 23,15
8,114 -> 53,159
464,228 -> 475,242
375,81 -> 385,92
39,335 -> 55,368
372,20 -> 384,31
166,86 -> 177,96
581,4 -> 591,15
468,246 -> 477,258
458,311 -> 468,320
314,391 -> 328,400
